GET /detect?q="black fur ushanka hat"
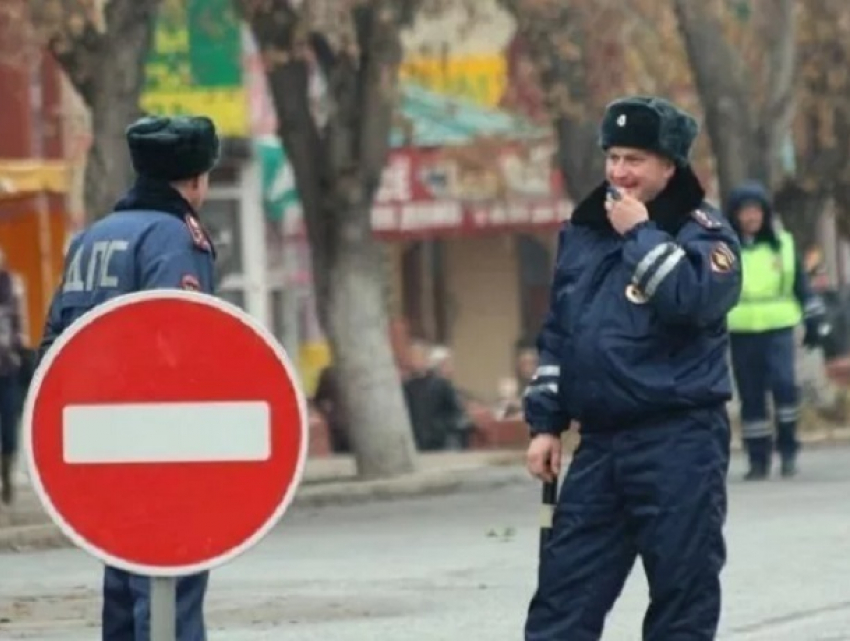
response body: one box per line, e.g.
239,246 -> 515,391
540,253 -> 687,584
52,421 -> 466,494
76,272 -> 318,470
126,115 -> 220,182
598,96 -> 699,167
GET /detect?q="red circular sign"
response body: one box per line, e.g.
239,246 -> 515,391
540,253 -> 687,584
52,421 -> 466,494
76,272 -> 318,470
23,291 -> 308,576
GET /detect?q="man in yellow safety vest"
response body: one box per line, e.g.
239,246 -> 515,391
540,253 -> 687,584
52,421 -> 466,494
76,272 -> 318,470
726,181 -> 826,480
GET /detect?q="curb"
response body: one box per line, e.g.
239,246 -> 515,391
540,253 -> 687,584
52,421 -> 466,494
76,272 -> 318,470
0,523 -> 65,553
292,463 -> 529,509
0,452 -> 529,554
2,430 -> 848,554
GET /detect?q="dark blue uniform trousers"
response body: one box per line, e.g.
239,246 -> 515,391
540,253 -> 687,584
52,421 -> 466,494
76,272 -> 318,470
729,328 -> 798,469
0,373 -> 21,456
102,566 -> 208,641
525,410 -> 730,641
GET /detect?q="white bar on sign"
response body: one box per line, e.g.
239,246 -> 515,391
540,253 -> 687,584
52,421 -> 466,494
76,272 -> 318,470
62,401 -> 271,464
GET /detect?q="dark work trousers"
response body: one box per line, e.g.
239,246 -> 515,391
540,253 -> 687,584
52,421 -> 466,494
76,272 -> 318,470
729,328 -> 798,472
102,567 -> 209,641
0,373 -> 21,456
525,409 -> 730,641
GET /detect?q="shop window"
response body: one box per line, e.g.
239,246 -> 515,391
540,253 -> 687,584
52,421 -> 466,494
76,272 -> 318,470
401,240 -> 450,344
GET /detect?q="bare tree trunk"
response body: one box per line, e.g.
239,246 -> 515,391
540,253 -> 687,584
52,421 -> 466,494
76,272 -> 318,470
239,0 -> 418,479
326,203 -> 417,475
553,119 -> 606,203
673,0 -> 816,236
34,0 -> 160,220
755,0 -> 797,187
672,0 -> 757,203
789,1 -> 850,245
83,1 -> 157,219
498,0 -> 613,201
774,181 -> 828,251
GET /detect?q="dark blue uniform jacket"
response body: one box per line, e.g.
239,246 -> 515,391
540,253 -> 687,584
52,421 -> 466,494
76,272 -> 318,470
525,168 -> 743,434
37,178 -> 216,364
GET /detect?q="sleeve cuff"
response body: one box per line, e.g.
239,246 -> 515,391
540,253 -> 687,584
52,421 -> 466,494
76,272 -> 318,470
528,415 -> 570,437
623,219 -> 657,242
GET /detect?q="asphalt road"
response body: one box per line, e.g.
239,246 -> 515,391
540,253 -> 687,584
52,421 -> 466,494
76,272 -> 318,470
3,446 -> 850,640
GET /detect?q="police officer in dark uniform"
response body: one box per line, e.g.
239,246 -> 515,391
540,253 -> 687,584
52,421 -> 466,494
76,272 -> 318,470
36,115 -> 218,641
0,252 -> 23,505
523,96 -> 743,640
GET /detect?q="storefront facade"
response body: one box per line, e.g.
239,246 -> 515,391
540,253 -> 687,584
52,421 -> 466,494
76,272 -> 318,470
0,50 -> 71,346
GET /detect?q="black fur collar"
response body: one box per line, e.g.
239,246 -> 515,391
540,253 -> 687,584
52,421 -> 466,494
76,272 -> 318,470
114,176 -> 199,220
570,165 -> 706,236
113,176 -> 215,258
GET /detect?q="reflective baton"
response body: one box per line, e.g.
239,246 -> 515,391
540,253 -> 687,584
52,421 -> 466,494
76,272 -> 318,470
539,476 -> 559,560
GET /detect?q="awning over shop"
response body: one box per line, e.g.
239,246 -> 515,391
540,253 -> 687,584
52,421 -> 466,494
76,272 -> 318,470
371,143 -> 568,240
261,82 -> 565,239
0,159 -> 69,200
392,83 -> 550,147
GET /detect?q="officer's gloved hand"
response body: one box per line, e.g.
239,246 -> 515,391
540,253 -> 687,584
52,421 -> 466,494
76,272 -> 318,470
803,316 -> 828,349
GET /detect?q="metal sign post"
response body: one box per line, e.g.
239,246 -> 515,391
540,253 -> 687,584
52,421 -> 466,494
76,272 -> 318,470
151,577 -> 177,640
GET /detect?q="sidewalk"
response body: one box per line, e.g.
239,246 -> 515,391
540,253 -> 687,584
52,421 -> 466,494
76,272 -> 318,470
3,425 -> 850,554
0,449 -> 529,553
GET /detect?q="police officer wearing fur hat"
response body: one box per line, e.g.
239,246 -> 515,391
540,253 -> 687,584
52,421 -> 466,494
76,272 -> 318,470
36,115 -> 218,640
523,96 -> 742,640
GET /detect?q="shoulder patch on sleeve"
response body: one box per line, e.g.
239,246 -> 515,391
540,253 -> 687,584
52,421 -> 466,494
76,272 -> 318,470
691,208 -> 723,230
709,242 -> 736,273
183,214 -> 212,252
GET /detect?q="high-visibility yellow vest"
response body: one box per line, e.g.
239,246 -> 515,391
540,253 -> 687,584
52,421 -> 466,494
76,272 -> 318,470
727,230 -> 802,332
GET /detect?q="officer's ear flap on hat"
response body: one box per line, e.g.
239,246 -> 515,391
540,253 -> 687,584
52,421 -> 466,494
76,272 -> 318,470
126,115 -> 221,183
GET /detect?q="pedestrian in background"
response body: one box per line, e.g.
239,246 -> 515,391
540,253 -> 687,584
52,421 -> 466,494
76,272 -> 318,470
0,248 -> 23,505
403,341 -> 466,451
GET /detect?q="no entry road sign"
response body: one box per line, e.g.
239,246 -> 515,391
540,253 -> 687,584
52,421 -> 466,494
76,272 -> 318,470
23,290 -> 309,577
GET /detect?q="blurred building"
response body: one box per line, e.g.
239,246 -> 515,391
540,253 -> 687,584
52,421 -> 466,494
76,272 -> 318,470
380,0 -> 565,401
0,35 -> 71,346
0,0 -> 572,404
373,112 -> 565,402
257,0 -> 570,401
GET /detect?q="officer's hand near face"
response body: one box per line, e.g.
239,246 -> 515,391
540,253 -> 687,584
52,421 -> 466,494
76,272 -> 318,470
606,189 -> 649,235
527,434 -> 562,482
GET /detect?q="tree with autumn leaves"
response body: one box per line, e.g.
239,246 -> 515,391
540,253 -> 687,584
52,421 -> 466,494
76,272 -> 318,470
6,0 -> 850,477
503,0 -> 850,251
9,0 -> 423,479
4,0 -> 161,222
233,0 -> 422,478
